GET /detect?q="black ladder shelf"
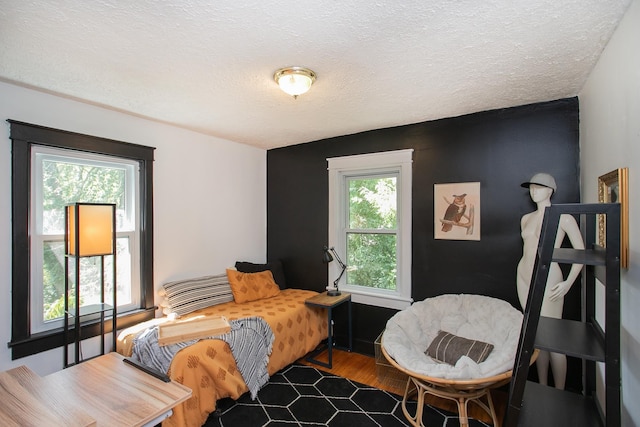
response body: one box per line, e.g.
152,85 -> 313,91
503,203 -> 621,427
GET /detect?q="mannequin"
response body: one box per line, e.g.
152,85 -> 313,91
516,173 -> 584,390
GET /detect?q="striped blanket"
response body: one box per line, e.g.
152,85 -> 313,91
132,316 -> 274,398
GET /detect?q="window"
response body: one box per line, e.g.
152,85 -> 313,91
9,120 -> 156,360
327,149 -> 413,309
31,147 -> 140,333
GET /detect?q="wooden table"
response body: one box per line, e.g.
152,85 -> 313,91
305,291 -> 352,368
0,352 -> 192,427
0,366 -> 96,426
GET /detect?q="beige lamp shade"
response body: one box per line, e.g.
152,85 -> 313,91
66,203 -> 115,256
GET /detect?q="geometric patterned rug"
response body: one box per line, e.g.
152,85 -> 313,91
203,364 -> 490,427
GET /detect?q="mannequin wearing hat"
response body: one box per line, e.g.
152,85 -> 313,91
517,173 -> 584,390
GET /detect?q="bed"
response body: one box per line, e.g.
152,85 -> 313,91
117,269 -> 328,427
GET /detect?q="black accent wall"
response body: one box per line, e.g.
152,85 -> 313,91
267,98 -> 580,355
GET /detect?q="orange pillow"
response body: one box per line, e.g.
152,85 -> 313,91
226,269 -> 280,303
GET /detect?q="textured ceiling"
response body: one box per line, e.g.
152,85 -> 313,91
0,0 -> 631,149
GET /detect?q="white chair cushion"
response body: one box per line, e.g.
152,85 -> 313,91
382,294 -> 522,379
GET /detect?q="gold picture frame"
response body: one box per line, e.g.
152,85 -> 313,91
598,167 -> 629,268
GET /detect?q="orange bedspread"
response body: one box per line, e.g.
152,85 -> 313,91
117,288 -> 328,427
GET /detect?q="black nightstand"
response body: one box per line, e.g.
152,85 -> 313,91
305,291 -> 352,368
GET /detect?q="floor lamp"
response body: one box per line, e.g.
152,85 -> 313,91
64,203 -> 117,367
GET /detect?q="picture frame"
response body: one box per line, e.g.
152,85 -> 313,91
434,182 -> 480,241
598,167 -> 629,268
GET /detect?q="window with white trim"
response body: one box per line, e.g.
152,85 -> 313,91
30,146 -> 141,333
327,149 -> 413,309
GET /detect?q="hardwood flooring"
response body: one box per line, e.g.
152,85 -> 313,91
298,348 -> 508,425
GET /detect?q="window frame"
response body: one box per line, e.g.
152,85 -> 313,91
327,149 -> 413,310
8,120 -> 156,360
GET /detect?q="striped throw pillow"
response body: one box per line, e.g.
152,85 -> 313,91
162,274 -> 234,316
426,330 -> 494,365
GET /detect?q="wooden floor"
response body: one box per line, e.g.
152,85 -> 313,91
298,348 -> 508,425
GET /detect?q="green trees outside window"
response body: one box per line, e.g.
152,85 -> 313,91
36,150 -> 136,327
346,176 -> 398,290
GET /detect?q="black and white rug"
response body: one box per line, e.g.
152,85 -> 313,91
204,364 -> 490,427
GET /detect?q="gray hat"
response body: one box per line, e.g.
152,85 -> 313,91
521,172 -> 557,192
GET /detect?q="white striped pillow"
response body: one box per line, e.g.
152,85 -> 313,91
161,274 -> 234,316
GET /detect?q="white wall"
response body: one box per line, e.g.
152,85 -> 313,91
0,81 -> 267,375
579,0 -> 640,425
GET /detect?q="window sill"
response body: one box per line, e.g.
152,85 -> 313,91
8,307 -> 156,360
342,287 -> 412,310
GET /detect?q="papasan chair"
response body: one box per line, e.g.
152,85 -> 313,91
382,294 -> 524,427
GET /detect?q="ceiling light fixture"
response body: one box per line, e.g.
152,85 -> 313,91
274,66 -> 317,99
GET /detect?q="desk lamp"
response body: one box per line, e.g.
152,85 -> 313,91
322,246 -> 346,296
